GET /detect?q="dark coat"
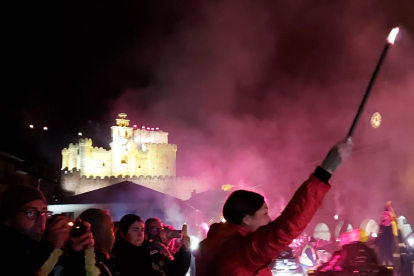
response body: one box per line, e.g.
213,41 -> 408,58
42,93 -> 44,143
111,238 -> 156,276
111,237 -> 191,276
0,223 -> 60,275
146,241 -> 191,276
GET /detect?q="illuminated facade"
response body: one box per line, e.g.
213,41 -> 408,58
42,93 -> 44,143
61,114 -> 208,200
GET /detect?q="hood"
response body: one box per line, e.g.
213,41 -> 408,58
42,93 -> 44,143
196,222 -> 251,269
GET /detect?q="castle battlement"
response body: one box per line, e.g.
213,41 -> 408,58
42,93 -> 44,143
79,138 -> 92,146
133,129 -> 168,144
61,167 -> 208,200
145,143 -> 177,151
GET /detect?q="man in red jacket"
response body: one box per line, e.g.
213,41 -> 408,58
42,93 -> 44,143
195,138 -> 353,276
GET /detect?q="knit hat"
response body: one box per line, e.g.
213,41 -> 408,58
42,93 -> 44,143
0,185 -> 47,222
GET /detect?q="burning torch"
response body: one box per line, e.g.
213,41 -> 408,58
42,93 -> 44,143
347,27 -> 399,137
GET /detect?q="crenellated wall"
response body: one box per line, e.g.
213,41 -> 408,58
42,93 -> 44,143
133,129 -> 168,144
61,169 -> 208,200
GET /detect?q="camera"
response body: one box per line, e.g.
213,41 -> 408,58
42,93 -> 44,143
68,221 -> 87,238
166,230 -> 182,239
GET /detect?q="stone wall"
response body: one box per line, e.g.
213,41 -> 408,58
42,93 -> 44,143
61,169 -> 209,200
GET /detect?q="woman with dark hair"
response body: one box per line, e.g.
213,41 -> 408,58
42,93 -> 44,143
115,215 -> 145,247
111,214 -> 152,275
195,138 -> 353,276
112,214 -> 188,276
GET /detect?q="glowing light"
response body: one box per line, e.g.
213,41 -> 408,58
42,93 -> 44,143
78,132 -> 82,136
43,126 -> 48,130
334,215 -> 339,220
68,222 -> 74,226
142,126 -> 145,129
387,27 -> 399,44
147,127 -> 150,130
29,125 -> 34,129
190,235 -> 200,250
151,128 -> 154,130
372,233 -> 377,238
133,125 -> 137,128
408,238 -> 414,246
156,127 -> 159,130
141,144 -> 147,152
222,184 -> 234,191
371,112 -> 382,128
200,222 -> 210,232
221,217 -> 226,223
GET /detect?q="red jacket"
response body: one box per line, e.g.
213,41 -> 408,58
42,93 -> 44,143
195,173 -> 331,276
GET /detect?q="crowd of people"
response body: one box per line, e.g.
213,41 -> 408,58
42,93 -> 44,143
6,137 -> 411,276
0,185 -> 191,276
292,201 -> 414,276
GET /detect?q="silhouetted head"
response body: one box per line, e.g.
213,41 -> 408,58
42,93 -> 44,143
145,217 -> 162,241
79,208 -> 114,254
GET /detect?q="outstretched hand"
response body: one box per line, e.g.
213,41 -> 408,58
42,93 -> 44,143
181,224 -> 191,251
320,137 -> 353,173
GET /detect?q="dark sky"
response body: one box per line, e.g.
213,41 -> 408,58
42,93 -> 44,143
3,0 -> 414,216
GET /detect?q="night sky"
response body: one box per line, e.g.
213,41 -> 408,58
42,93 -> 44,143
3,0 -> 414,215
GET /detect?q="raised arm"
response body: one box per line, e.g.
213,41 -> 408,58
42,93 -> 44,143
240,137 -> 353,272
240,168 -> 330,271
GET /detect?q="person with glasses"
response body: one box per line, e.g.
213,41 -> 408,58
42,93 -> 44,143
145,218 -> 191,276
0,185 -> 99,276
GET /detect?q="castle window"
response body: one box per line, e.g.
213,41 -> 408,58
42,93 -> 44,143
103,163 -> 105,166
138,165 -> 141,169
166,167 -> 169,169
125,131 -> 128,138
121,160 -> 127,164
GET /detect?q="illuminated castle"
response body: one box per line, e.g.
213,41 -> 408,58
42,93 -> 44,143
61,114 -> 208,200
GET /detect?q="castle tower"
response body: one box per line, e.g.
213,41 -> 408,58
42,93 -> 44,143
110,113 -> 133,176
68,143 -> 78,170
62,148 -> 69,169
78,138 -> 92,176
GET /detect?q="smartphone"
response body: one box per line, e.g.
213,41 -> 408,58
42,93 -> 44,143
69,221 -> 87,238
166,230 -> 182,239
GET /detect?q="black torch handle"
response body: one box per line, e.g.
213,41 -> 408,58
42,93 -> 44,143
347,42 -> 391,137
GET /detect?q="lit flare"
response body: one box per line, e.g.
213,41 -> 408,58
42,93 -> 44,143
387,27 -> 399,44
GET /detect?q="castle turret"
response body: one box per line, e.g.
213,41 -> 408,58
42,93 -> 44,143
79,138 -> 92,176
110,113 -> 133,176
68,143 -> 78,170
62,148 -> 69,169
